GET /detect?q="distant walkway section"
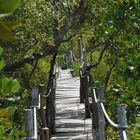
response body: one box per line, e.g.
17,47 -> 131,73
51,68 -> 92,140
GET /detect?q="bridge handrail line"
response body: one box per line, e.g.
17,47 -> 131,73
123,130 -> 128,140
93,88 -> 119,128
92,87 -> 128,140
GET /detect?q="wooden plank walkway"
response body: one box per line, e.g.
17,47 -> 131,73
51,68 -> 92,140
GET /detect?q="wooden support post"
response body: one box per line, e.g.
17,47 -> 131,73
78,37 -> 82,62
39,85 -> 47,127
24,109 -> 35,139
51,76 -> 56,134
98,86 -> 105,140
118,104 -> 128,140
31,88 -> 39,140
40,127 -> 49,140
84,72 -> 90,118
79,70 -> 85,103
32,88 -> 40,108
90,75 -> 99,140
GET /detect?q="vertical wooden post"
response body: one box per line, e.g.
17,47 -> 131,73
78,37 -> 82,62
51,73 -> 56,134
24,109 -> 34,139
32,88 -> 40,108
118,104 -> 128,140
39,85 -> 47,127
81,38 -> 87,72
84,71 -> 90,118
79,69 -> 85,103
92,82 -> 99,140
40,127 -> 49,140
32,88 -> 39,140
97,85 -> 105,140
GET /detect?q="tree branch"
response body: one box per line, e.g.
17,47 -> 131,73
87,45 -> 108,71
4,0 -> 86,72
104,58 -> 118,90
61,33 -> 77,43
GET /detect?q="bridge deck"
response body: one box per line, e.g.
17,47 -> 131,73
51,68 -> 92,140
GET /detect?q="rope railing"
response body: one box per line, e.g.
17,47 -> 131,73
92,86 -> 128,140
45,89 -> 52,98
93,88 -> 119,128
100,102 -> 119,128
122,130 -> 128,140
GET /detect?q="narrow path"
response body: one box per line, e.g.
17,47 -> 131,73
51,68 -> 92,140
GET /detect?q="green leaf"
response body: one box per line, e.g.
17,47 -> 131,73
1,77 -> 9,93
136,117 -> 140,128
0,0 -> 21,16
0,125 -> 5,138
11,79 -> 20,93
0,60 -> 4,70
0,47 -> 3,56
0,20 -> 22,30
6,106 -> 17,119
0,22 -> 16,42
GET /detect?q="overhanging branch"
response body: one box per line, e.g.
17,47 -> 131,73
87,45 -> 108,71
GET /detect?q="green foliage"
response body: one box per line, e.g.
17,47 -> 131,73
0,0 -> 21,17
0,77 -> 20,95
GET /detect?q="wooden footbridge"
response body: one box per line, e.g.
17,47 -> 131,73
24,37 -> 128,140
51,68 -> 92,140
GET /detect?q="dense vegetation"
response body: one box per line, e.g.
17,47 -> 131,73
0,0 -> 140,139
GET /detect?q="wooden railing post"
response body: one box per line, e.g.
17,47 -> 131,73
92,81 -> 99,140
32,88 -> 40,140
79,69 -> 86,103
39,85 -> 47,127
39,85 -> 50,140
98,86 -> 105,140
32,88 -> 40,108
78,37 -> 82,62
118,104 -> 128,140
24,109 -> 34,140
40,127 -> 49,140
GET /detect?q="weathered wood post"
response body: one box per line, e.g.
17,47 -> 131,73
32,88 -> 40,140
51,64 -> 56,134
39,85 -> 49,140
39,85 -> 47,127
40,127 -> 49,140
24,109 -> 34,139
79,69 -> 85,103
79,37 -> 87,104
78,37 -> 82,62
84,71 -> 90,118
118,104 -> 128,140
98,86 -> 105,140
92,81 -> 99,140
32,88 -> 40,109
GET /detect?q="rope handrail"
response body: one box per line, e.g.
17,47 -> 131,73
122,130 -> 127,140
93,88 -> 123,128
46,89 -> 52,98
80,61 -> 85,69
100,103 -> 119,128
